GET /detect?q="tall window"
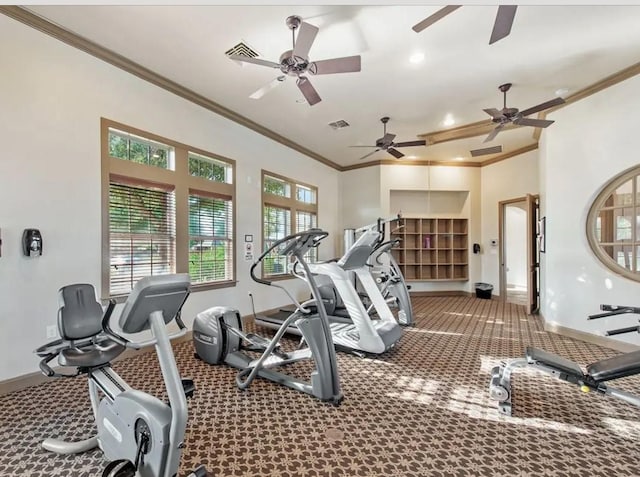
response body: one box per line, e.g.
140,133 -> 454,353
102,119 -> 235,297
262,171 -> 318,278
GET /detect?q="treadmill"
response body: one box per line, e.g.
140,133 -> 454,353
254,228 -> 402,355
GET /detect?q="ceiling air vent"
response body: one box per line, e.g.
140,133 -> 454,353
225,41 -> 259,59
328,120 -> 350,130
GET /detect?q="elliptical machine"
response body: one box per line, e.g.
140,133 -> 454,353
346,215 -> 414,326
35,274 -> 206,477
193,228 -> 343,404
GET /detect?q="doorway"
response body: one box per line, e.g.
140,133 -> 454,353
499,195 -> 540,313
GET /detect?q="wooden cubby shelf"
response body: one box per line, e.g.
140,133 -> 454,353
391,217 -> 469,282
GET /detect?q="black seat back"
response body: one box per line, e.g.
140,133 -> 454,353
57,284 -> 103,340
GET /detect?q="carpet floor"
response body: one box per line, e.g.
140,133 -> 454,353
1,296 -> 640,476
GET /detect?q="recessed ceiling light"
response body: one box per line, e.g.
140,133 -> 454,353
407,155 -> 417,159
409,52 -> 425,64
555,87 -> 569,97
454,156 -> 464,161
443,114 -> 455,127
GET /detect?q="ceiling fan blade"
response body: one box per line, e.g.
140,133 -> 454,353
359,149 -> 380,160
349,145 -> 378,148
387,148 -> 405,159
228,54 -> 281,69
292,21 -> 319,60
513,117 -> 555,128
382,133 -> 396,144
519,97 -> 566,117
311,56 -> 361,75
483,108 -> 505,119
470,145 -> 503,157
249,76 -> 286,99
483,123 -> 505,143
412,5 -> 462,33
394,140 -> 427,148
489,5 -> 517,45
296,76 -> 321,106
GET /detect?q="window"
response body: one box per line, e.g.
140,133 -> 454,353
102,119 -> 235,297
262,171 -> 318,278
587,165 -> 640,280
109,182 -> 175,295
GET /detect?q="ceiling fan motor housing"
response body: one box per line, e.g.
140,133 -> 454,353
279,50 -> 310,76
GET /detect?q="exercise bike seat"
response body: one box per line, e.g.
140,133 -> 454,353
56,283 -> 126,369
526,347 -> 585,379
587,349 -> 640,382
59,341 -> 125,368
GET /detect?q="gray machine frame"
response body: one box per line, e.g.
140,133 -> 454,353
35,274 -> 206,477
193,229 -> 343,404
254,222 -> 404,355
489,304 -> 640,416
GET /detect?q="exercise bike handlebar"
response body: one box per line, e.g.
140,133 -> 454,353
102,307 -> 189,350
250,228 -> 328,286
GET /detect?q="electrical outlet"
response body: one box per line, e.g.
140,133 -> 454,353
46,325 -> 57,339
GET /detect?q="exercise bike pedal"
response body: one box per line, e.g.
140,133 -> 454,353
102,459 -> 136,477
181,378 -> 196,399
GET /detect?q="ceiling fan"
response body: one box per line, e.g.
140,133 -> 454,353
228,15 -> 361,106
481,83 -> 566,143
413,5 -> 518,45
351,117 -> 426,160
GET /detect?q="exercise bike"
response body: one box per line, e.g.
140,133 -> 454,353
35,274 -> 207,477
489,303 -> 640,417
192,228 -> 343,404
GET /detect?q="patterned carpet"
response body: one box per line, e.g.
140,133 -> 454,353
2,296 -> 640,476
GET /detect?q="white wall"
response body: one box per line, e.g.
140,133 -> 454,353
0,16 -> 340,381
339,167 -> 381,246
540,73 -> 640,345
480,150 -> 539,295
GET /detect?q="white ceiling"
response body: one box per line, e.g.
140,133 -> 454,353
26,5 -> 640,168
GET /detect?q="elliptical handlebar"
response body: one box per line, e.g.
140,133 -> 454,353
250,228 -> 328,286
354,214 -> 402,235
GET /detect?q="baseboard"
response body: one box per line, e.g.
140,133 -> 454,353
410,290 -> 473,297
0,331 -> 195,397
543,317 -> 640,353
0,307 -> 280,397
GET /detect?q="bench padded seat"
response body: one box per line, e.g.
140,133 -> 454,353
587,349 -> 640,382
526,347 -> 585,378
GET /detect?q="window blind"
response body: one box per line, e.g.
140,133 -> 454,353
109,181 -> 176,295
189,193 -> 233,283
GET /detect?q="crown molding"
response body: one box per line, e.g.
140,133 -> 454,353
0,6 -> 343,171
3,6 -> 639,173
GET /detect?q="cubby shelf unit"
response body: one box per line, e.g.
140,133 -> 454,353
391,218 -> 469,281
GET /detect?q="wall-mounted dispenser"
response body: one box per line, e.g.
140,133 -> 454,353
23,229 -> 43,257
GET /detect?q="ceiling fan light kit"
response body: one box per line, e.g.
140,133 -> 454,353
228,15 -> 362,106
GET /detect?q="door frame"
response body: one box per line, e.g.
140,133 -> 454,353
498,195 -> 540,312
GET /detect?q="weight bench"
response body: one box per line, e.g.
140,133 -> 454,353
489,304 -> 640,416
